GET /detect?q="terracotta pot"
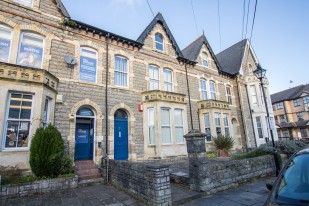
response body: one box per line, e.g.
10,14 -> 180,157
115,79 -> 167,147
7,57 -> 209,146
218,150 -> 230,157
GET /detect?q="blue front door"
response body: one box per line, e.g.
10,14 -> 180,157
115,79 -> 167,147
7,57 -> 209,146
114,118 -> 128,160
75,123 -> 93,160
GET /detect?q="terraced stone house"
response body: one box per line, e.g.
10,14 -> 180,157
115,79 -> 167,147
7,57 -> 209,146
0,0 -> 277,171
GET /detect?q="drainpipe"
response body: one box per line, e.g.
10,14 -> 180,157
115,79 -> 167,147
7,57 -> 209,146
185,63 -> 194,131
105,33 -> 110,183
245,84 -> 257,148
236,76 -> 248,151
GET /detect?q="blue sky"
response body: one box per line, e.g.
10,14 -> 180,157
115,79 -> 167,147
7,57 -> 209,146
61,0 -> 309,94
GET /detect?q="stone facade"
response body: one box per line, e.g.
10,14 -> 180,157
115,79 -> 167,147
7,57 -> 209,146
0,0 -> 275,171
109,160 -> 171,206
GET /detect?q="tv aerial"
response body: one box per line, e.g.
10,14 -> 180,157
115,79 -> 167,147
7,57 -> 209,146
64,55 -> 77,66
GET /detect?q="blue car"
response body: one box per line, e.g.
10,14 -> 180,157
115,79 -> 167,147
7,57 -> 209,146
264,148 -> 309,206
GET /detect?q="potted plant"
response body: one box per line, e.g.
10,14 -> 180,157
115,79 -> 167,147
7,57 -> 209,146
212,135 -> 234,157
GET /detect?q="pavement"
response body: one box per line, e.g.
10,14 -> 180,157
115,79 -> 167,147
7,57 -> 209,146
0,177 -> 275,206
181,176 -> 276,206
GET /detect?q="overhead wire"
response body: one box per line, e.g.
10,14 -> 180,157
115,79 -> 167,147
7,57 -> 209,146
146,0 -> 155,17
242,0 -> 246,39
217,0 -> 222,52
249,0 -> 258,42
245,0 -> 251,38
190,0 -> 199,36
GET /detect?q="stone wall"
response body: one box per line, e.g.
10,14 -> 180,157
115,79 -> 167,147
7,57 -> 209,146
109,160 -> 172,206
0,176 -> 78,199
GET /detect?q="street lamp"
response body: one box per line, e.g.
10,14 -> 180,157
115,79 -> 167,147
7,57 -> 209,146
254,64 -> 280,176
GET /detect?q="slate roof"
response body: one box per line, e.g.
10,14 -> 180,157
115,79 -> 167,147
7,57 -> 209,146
137,13 -> 183,57
181,35 -> 222,71
271,84 -> 309,103
55,0 -> 70,18
215,39 -> 248,75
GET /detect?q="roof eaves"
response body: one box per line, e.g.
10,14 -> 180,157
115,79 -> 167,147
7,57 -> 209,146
67,19 -> 143,49
55,0 -> 70,18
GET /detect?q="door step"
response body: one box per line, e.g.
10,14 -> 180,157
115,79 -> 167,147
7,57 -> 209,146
78,177 -> 104,187
75,160 -> 102,184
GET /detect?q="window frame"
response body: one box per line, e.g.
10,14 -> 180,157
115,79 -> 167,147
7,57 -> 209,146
293,99 -> 300,107
300,128 -> 308,138
201,52 -> 208,67
223,113 -> 230,136
148,108 -> 155,145
256,116 -> 263,138
163,68 -> 173,92
3,92 -> 33,150
161,107 -> 172,144
114,55 -> 129,88
0,24 -> 12,63
200,79 -> 207,100
17,32 -> 45,69
250,85 -> 258,106
204,113 -> 212,141
296,112 -> 304,121
42,96 -> 51,128
209,81 -> 216,100
12,0 -> 33,7
155,33 -> 164,51
174,109 -> 184,144
277,102 -> 283,110
214,113 -> 221,136
226,86 -> 233,105
149,65 -> 160,90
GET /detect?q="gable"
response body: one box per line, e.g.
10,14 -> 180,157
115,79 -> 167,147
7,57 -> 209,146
198,43 -> 219,71
137,13 -> 183,57
241,41 -> 259,75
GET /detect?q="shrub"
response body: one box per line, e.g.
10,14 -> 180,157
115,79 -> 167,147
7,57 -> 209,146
30,125 -> 71,178
232,149 -> 270,160
212,135 -> 234,150
0,165 -> 22,185
59,156 -> 73,175
258,140 -> 307,156
206,152 -> 217,158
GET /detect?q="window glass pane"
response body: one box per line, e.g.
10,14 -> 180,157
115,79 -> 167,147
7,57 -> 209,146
161,108 -> 171,144
149,126 -> 155,144
200,80 -> 207,100
20,107 -> 31,119
114,109 -> 127,118
0,26 -> 11,62
162,127 -> 171,143
204,113 -> 211,141
202,53 -> 208,67
148,108 -> 155,144
77,107 -> 94,116
256,116 -> 263,138
161,108 -> 170,125
174,109 -> 183,126
210,82 -> 216,99
80,47 -> 97,83
155,34 -> 163,42
176,127 -> 184,143
17,33 -> 43,68
17,121 -> 30,147
12,0 -> 32,7
5,121 -> 19,148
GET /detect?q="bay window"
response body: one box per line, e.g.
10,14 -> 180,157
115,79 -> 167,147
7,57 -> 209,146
0,25 -> 12,63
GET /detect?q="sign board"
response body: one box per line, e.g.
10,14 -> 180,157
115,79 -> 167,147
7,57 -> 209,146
79,56 -> 96,82
17,43 -> 43,68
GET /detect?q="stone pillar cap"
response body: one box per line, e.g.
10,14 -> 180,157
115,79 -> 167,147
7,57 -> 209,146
184,129 -> 206,139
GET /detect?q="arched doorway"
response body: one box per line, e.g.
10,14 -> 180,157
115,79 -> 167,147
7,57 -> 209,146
75,107 -> 95,161
114,109 -> 128,160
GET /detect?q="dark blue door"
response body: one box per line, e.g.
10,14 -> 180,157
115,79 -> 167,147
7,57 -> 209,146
75,123 -> 93,160
114,118 -> 128,160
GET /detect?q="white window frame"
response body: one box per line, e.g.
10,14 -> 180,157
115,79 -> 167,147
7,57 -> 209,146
12,0 -> 33,7
17,32 -> 44,69
114,56 -> 128,87
42,97 -> 51,128
155,33 -> 164,51
214,113 -> 221,136
161,108 -> 172,144
250,85 -> 258,106
200,79 -> 207,100
256,116 -> 263,138
226,86 -> 232,105
163,68 -> 173,92
3,93 -> 33,150
148,108 -> 155,145
149,65 -> 160,90
0,24 -> 12,63
209,81 -> 216,100
175,109 -> 184,144
293,99 -> 300,107
204,113 -> 211,141
201,53 -> 208,67
223,114 -> 230,136
277,102 -> 283,109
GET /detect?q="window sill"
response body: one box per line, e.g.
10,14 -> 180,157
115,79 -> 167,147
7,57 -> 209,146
176,142 -> 185,145
148,144 -> 156,147
162,143 -> 172,146
1,148 -> 29,152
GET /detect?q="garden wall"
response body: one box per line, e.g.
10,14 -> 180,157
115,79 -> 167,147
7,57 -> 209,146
0,176 -> 78,199
109,160 -> 171,206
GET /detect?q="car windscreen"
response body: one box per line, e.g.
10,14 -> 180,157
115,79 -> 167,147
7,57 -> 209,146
276,153 -> 309,204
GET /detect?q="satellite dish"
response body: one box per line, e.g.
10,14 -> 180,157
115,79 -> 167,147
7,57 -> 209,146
64,55 -> 77,65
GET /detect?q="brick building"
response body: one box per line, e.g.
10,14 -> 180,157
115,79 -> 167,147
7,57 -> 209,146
271,84 -> 309,141
0,0 -> 276,171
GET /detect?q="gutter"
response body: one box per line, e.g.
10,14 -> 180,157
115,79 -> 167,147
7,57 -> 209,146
105,33 -> 109,183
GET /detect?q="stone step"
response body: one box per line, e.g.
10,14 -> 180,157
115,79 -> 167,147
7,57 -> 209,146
78,174 -> 102,181
75,160 -> 94,166
78,177 -> 104,187
76,168 -> 100,176
75,164 -> 97,170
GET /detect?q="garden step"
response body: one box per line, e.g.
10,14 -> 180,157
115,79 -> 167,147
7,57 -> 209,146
78,177 -> 104,187
74,160 -> 102,182
75,164 -> 97,170
76,168 -> 100,176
